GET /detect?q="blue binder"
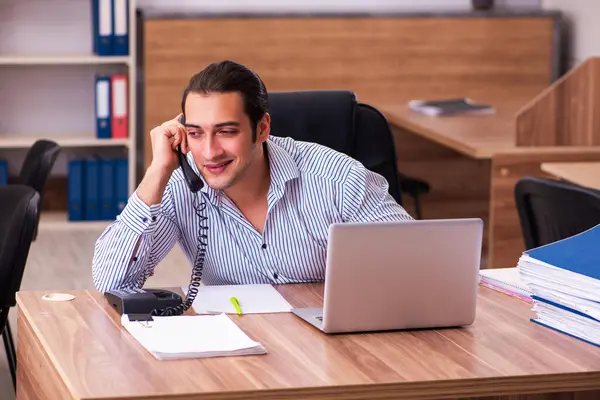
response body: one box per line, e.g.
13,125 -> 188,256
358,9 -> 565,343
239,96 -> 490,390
68,161 -> 84,221
0,161 -> 8,186
84,159 -> 100,221
92,0 -> 114,56
114,159 -> 129,216
100,159 -> 115,220
95,76 -> 111,139
531,296 -> 600,348
525,224 -> 600,280
113,0 -> 129,55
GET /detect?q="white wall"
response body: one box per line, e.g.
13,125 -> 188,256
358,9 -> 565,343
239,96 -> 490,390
542,0 -> 600,68
137,0 -> 539,13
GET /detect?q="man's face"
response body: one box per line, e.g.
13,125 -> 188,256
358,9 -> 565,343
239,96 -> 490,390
183,92 -> 268,191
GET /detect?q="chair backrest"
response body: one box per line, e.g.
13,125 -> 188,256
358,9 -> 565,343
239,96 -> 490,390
18,139 -> 60,238
355,103 -> 402,204
0,185 -> 39,333
268,90 -> 402,204
514,177 -> 600,249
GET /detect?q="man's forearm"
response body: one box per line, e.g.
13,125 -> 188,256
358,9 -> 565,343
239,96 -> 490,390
92,224 -> 146,292
92,179 -> 182,292
136,164 -> 173,206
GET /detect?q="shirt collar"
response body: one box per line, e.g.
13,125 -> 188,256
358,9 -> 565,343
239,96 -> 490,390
265,137 -> 300,189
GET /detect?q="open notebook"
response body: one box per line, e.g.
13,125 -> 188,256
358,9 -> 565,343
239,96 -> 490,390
479,267 -> 532,302
121,314 -> 266,360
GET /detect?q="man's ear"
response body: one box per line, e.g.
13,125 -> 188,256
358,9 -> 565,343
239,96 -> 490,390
257,113 -> 271,142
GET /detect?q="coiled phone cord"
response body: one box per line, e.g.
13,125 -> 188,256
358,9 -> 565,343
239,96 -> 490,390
151,193 -> 209,316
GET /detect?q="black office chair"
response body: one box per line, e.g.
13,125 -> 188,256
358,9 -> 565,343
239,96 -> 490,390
268,90 -> 429,218
18,139 -> 61,240
0,185 -> 40,390
515,177 -> 600,250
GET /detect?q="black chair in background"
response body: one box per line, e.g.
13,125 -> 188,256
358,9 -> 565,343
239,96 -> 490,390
0,185 -> 40,390
268,90 -> 430,219
18,139 -> 60,240
514,177 -> 600,250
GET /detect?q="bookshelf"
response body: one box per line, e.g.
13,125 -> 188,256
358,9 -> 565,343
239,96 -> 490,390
0,137 -> 132,148
0,55 -> 131,66
0,0 -> 137,229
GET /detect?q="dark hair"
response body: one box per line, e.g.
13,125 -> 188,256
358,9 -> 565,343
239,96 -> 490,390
181,60 -> 268,141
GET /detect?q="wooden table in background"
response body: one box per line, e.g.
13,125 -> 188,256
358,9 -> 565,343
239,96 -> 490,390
373,92 -> 600,269
541,162 -> 600,190
16,284 -> 600,400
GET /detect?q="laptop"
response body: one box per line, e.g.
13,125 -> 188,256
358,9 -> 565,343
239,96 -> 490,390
292,218 -> 483,334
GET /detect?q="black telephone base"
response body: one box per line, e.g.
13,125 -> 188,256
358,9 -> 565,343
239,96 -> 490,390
104,288 -> 183,315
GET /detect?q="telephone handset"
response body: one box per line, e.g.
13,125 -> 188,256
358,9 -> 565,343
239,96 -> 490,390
103,114 -> 209,319
177,114 -> 204,193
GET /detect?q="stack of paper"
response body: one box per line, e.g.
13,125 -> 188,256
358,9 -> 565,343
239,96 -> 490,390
121,313 -> 267,360
517,224 -> 600,347
479,267 -> 532,302
183,284 -> 293,315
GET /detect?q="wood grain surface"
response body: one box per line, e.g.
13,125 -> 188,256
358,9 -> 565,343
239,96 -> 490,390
142,15 -> 556,169
540,162 -> 600,190
15,283 -> 600,400
516,58 -> 600,147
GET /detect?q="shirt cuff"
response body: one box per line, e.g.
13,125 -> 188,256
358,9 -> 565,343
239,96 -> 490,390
117,190 -> 162,235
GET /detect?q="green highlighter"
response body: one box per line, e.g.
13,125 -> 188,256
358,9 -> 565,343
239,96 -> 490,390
230,296 -> 243,315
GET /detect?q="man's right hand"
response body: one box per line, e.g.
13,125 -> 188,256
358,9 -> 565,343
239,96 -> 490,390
136,114 -> 189,206
149,113 -> 189,174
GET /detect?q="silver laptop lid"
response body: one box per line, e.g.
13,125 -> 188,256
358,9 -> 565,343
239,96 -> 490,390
322,219 -> 483,333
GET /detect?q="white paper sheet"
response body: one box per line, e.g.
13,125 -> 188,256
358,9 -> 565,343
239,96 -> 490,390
182,284 -> 293,315
121,313 -> 266,360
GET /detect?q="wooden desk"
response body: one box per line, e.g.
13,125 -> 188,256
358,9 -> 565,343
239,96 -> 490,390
374,92 -> 600,269
541,162 -> 600,190
379,94 -> 530,159
16,284 -> 600,400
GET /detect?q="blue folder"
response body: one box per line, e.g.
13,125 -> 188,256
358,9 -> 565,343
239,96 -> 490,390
84,159 -> 100,221
0,161 -> 7,186
100,159 -> 115,220
68,161 -> 84,221
531,296 -> 600,348
525,224 -> 600,280
531,319 -> 600,349
114,159 -> 129,216
95,76 -> 111,139
92,0 -> 114,56
113,0 -> 129,55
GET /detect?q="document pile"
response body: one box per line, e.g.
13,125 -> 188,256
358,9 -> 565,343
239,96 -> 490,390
121,313 -> 267,360
517,224 -> 600,347
479,267 -> 532,302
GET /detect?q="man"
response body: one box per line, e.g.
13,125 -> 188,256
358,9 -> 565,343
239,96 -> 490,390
92,60 -> 413,294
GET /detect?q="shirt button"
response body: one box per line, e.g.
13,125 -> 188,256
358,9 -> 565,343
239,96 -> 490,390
261,243 -> 267,250
133,256 -> 138,261
151,216 -> 157,222
273,272 -> 278,280
142,217 -> 148,223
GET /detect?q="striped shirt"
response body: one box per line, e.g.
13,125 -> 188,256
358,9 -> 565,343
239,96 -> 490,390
92,136 -> 413,293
